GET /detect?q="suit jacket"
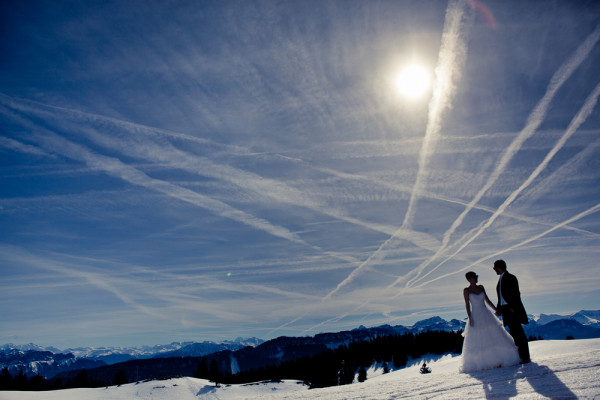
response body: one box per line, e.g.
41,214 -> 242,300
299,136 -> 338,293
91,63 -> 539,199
496,271 -> 528,325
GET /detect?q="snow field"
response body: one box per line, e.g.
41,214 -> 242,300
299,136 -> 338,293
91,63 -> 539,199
1,339 -> 598,399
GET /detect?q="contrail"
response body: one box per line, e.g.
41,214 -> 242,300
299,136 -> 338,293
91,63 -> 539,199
318,0 -> 472,301
402,24 -> 600,288
267,0 -> 474,335
320,23 -> 600,327
39,133 -> 308,245
413,202 -> 600,289
295,161 -> 598,237
0,94 -> 444,254
402,0 -> 470,229
410,79 -> 600,287
1,106 -> 310,246
517,137 -> 600,207
2,105 -> 387,271
266,22 -> 600,336
0,92 -> 250,154
322,237 -> 395,300
2,103 -> 418,293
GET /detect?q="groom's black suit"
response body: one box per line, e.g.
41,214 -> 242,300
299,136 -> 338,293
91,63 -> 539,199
497,271 -> 530,363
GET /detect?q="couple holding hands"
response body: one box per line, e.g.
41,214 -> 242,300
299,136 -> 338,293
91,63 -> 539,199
460,259 -> 531,373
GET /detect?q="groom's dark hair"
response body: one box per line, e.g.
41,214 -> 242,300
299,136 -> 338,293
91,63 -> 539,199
494,259 -> 507,271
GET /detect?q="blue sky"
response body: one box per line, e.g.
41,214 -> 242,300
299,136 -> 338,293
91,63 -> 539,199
1,0 -> 599,348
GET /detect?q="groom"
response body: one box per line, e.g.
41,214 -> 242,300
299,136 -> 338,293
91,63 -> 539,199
493,259 -> 531,364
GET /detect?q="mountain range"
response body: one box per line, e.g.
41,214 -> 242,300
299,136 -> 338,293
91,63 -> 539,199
529,310 -> 600,329
2,310 -> 598,380
0,337 -> 262,379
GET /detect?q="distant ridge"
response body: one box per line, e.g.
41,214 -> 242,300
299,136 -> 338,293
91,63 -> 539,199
0,337 -> 263,378
531,310 -> 600,328
2,310 -> 599,379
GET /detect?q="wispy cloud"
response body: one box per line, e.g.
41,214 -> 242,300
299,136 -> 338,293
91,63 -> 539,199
0,245 -> 164,319
0,135 -> 51,158
0,245 -> 322,331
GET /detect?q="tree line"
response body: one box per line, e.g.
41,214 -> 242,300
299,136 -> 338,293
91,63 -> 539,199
0,366 -> 129,391
199,330 -> 464,389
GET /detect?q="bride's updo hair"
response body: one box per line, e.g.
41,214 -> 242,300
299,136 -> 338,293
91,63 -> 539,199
465,271 -> 477,280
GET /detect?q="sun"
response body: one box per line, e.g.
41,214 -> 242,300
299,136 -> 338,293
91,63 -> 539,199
395,64 -> 431,99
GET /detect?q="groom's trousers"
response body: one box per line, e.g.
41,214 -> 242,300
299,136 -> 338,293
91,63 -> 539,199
500,305 -> 531,363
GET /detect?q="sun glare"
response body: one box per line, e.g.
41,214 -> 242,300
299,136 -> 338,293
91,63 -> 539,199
395,64 -> 431,99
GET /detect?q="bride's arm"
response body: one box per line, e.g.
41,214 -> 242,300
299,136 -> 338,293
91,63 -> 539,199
463,288 -> 473,326
482,287 -> 497,313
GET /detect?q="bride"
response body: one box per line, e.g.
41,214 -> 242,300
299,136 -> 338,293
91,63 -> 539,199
460,271 -> 521,373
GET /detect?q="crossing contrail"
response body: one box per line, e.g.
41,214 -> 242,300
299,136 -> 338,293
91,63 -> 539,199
413,202 -> 600,289
410,79 -> 600,287
0,106 -> 310,246
400,24 -> 600,289
266,0 -> 475,335
0,93 -> 442,253
318,0 -> 472,302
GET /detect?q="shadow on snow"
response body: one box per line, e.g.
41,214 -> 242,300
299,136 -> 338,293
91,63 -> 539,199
468,362 -> 576,399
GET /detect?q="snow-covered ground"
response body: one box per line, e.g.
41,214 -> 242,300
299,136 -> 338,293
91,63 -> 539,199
1,339 -> 599,399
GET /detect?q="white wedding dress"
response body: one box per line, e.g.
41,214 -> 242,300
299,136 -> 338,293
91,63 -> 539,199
459,291 -> 521,373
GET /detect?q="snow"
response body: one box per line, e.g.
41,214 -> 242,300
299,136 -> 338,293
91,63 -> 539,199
1,339 -> 599,399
